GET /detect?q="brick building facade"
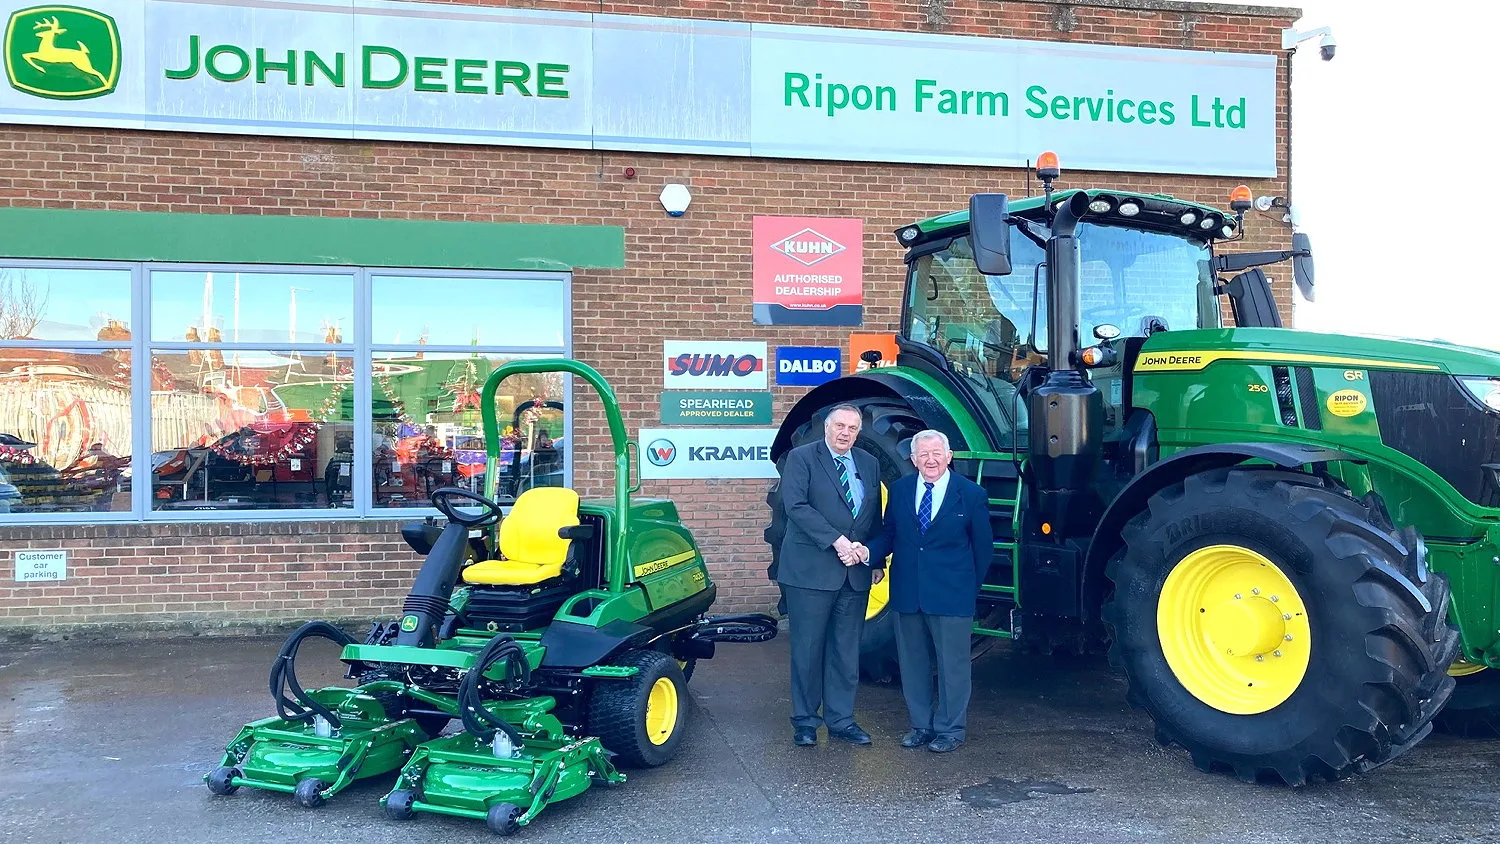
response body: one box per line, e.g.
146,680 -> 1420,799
0,0 -> 1300,637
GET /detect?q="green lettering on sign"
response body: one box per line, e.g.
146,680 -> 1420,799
660,391 -> 773,425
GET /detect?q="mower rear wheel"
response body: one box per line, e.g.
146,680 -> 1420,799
486,802 -> 523,836
587,649 -> 688,768
1103,467 -> 1460,785
384,788 -> 416,821
294,777 -> 328,809
206,766 -> 239,796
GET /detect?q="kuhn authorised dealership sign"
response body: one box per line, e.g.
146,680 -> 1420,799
0,0 -> 1276,175
663,341 -> 768,390
638,427 -> 778,480
753,216 -> 863,326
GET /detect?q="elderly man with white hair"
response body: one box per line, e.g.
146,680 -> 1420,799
857,428 -> 993,753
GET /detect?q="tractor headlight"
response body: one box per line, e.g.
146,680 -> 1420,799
1117,201 -> 1141,217
898,226 -> 920,244
1459,376 -> 1500,413
1179,211 -> 1198,226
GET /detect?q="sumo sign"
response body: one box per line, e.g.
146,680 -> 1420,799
663,341 -> 768,389
776,346 -> 842,386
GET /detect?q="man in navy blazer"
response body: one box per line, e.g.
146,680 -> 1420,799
858,428 -> 992,753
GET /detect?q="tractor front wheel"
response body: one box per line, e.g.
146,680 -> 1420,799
1433,664 -> 1500,738
1103,467 -> 1459,785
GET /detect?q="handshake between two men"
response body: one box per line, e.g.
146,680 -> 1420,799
833,535 -> 884,584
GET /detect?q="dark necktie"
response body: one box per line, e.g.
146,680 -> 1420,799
837,455 -> 857,515
918,481 -> 934,533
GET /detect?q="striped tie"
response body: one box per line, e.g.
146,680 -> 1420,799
918,481 -> 934,534
837,455 -> 857,515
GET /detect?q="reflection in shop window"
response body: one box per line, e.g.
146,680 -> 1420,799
0,348 -> 133,514
149,350 -> 354,511
371,353 -> 565,508
150,271 -> 355,343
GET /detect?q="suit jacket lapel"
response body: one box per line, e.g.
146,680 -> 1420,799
929,473 -> 963,526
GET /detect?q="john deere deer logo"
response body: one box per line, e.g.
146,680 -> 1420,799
4,5 -> 119,99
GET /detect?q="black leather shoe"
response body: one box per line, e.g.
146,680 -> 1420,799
829,724 -> 872,745
793,727 -> 817,746
901,729 -> 935,748
927,735 -> 964,753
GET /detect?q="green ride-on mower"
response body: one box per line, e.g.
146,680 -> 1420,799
207,358 -> 777,834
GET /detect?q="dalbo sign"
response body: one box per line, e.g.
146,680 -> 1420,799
776,346 -> 842,386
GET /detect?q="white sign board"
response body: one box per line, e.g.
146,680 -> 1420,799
663,341 -> 768,390
15,549 -> 66,582
0,0 -> 1277,176
639,427 -> 778,480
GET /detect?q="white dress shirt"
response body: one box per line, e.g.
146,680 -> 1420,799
915,469 -> 952,517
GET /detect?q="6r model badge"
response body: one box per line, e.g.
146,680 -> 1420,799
4,5 -> 120,99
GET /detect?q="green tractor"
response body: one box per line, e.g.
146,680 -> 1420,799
208,359 -> 776,834
765,153 -> 1486,785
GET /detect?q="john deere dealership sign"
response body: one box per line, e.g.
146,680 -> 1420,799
0,0 -> 1277,175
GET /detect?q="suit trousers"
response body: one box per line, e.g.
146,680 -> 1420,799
784,581 -> 867,731
894,611 -> 973,741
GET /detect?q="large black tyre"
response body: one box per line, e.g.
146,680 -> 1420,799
1432,668 -> 1500,738
1102,467 -> 1460,785
587,649 -> 688,768
764,397 -> 924,683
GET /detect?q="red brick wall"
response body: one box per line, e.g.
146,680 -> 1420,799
0,0 -> 1297,636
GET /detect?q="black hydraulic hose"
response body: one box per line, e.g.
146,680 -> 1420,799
269,620 -> 355,730
689,613 -> 780,644
457,635 -> 530,746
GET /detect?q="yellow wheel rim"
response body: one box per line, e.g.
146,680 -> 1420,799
1449,659 -> 1488,678
1157,545 -> 1311,715
644,676 -> 679,745
865,481 -> 891,621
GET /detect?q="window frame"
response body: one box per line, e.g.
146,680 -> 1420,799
0,259 -> 572,524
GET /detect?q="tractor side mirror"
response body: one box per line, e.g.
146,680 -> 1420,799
1292,231 -> 1315,302
969,193 -> 1013,276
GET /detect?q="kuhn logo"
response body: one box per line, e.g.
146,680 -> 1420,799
667,353 -> 765,378
4,5 -> 120,100
771,228 -> 847,267
646,438 -> 676,466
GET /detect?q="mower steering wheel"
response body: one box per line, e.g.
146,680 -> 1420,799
430,487 -> 505,528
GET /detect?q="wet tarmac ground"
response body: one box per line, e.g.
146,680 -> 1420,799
3,631 -> 1499,844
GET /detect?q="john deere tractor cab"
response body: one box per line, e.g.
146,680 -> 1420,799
209,358 -> 776,835
766,152 -> 1484,785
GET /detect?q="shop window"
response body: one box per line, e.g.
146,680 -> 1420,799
0,263 -> 568,522
0,266 -> 134,515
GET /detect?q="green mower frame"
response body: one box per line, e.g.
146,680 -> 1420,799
207,358 -> 776,835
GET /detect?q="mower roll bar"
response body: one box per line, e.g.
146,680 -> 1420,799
479,358 -> 634,594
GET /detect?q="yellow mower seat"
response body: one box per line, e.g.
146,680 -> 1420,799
463,487 -> 582,586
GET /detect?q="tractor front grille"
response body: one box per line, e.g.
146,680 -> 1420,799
1369,371 -> 1500,507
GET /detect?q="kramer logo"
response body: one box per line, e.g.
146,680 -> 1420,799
771,228 -> 846,267
646,438 -> 676,467
4,5 -> 119,99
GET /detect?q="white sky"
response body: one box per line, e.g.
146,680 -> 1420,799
1249,0 -> 1500,349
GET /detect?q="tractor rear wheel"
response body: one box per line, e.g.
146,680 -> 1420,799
1103,467 -> 1460,785
1433,664 -> 1500,738
764,396 -> 925,683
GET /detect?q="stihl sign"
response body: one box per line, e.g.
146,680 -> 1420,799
770,228 -> 847,267
662,341 -> 768,389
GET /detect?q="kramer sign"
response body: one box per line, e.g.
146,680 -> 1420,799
0,0 -> 1277,175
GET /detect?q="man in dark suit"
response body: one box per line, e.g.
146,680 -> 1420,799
859,428 -> 992,753
775,403 -> 884,747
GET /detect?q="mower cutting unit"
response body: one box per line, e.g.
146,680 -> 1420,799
207,359 -> 777,835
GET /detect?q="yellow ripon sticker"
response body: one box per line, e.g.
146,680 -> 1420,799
633,549 -> 698,579
1134,350 -> 1442,373
1326,389 -> 1368,417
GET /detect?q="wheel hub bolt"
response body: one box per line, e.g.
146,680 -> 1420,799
1234,593 -> 1242,599
1284,634 -> 1293,641
1255,655 -> 1264,662
1273,650 -> 1282,657
1283,613 -> 1292,620
1271,596 -> 1279,602
1252,588 -> 1260,595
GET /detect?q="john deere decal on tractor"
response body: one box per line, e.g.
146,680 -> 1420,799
765,152 -> 1482,786
207,359 -> 776,835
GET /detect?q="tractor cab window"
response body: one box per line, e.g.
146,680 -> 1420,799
1076,223 -> 1219,339
905,221 -> 1217,450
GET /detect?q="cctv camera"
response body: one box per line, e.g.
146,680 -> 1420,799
1319,33 -> 1336,61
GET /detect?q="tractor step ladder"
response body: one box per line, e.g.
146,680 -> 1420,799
953,450 -> 1023,638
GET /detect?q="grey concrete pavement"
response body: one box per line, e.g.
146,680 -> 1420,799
3,631 -> 1499,844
